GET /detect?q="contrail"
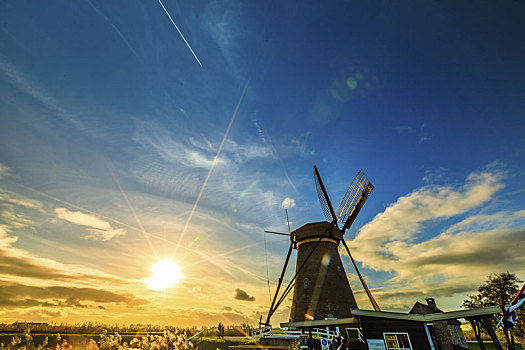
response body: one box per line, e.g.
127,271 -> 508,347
172,84 -> 248,258
85,0 -> 141,62
157,0 -> 203,67
254,119 -> 301,195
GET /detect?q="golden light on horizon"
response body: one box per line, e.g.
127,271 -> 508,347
146,259 -> 183,291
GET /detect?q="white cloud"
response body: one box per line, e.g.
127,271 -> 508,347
353,169 -> 505,262
443,210 -> 525,235
419,136 -> 431,144
346,168 -> 523,309
55,208 -> 125,241
281,197 -> 296,209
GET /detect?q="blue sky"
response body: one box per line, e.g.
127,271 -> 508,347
0,0 -> 524,326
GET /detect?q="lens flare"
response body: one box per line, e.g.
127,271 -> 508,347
146,259 -> 182,291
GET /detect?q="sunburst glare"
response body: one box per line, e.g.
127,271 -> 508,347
146,259 -> 183,291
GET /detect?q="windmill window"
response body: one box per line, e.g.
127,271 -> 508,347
337,266 -> 341,273
303,278 -> 310,290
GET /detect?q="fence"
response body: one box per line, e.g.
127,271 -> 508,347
251,326 -> 338,342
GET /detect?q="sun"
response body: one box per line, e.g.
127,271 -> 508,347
146,259 -> 183,291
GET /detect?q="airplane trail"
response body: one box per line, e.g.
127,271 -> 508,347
172,84 -> 248,258
85,0 -> 141,62
157,0 -> 203,67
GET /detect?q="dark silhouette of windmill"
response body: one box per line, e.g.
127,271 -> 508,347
264,165 -> 380,325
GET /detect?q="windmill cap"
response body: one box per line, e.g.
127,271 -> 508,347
291,221 -> 343,243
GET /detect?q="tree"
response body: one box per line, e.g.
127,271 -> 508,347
463,271 -> 524,349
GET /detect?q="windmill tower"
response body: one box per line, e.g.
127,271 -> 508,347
265,166 -> 379,325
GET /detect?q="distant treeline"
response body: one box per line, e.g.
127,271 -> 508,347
0,322 -> 253,337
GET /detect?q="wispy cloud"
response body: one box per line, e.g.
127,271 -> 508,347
0,164 -> 9,179
55,208 -> 125,241
0,182 -> 44,240
201,0 -> 241,67
0,224 -> 131,286
135,124 -> 273,171
443,210 -> 525,235
0,284 -> 147,310
0,58 -> 82,129
419,136 -> 431,144
422,167 -> 449,184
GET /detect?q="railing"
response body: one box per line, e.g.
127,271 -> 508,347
251,327 -> 338,342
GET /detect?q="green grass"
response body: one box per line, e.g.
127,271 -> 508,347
191,336 -> 256,350
467,341 -> 524,350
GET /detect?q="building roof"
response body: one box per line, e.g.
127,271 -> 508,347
279,306 -> 499,329
281,317 -> 360,328
351,306 -> 500,322
291,221 -> 343,242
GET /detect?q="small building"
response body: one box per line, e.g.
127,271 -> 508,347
280,305 -> 502,350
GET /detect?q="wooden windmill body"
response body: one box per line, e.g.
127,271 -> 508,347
265,166 -> 379,326
289,221 -> 357,322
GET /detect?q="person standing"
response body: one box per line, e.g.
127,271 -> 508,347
336,338 -> 349,350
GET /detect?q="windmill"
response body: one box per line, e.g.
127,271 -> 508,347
264,165 -> 379,325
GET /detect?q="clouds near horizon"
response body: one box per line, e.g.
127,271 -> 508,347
233,288 -> 255,302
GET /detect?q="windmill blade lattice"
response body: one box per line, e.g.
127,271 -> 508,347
337,169 -> 369,224
314,165 -> 337,224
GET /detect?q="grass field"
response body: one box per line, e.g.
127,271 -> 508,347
466,341 -> 524,350
190,336 -> 256,350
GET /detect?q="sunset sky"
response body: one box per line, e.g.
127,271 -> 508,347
1,1 -> 524,327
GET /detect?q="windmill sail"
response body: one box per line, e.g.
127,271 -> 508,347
337,169 -> 373,232
314,165 -> 337,224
